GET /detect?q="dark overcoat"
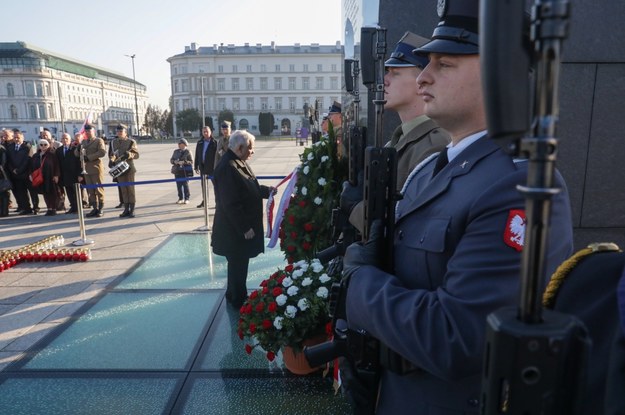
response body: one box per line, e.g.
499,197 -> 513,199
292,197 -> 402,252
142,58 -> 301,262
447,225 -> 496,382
345,136 -> 574,414
211,149 -> 271,258
56,144 -> 82,187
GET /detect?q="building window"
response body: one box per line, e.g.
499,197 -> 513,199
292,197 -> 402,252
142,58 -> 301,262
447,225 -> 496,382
232,65 -> 238,73
275,97 -> 282,110
261,97 -> 268,110
260,64 -> 267,72
260,77 -> 268,90
239,118 -> 249,130
316,97 -> 324,109
246,78 -> 254,90
289,64 -> 295,72
45,83 -> 51,96
317,64 -> 323,72
38,104 -> 46,119
274,78 -> 282,90
7,83 -> 14,97
331,64 -> 337,72
331,77 -> 338,90
289,97 -> 296,111
233,98 -> 240,111
217,79 -> 225,91
36,82 -> 44,97
29,104 -> 37,119
218,98 -> 226,110
288,77 -> 296,90
315,77 -> 324,90
10,105 -> 18,120
181,79 -> 188,92
247,64 -> 252,72
232,78 -> 239,91
247,98 -> 254,111
302,77 -> 310,90
218,65 -> 224,73
303,64 -> 309,72
275,64 -> 281,72
25,82 -> 35,97
48,104 -> 55,119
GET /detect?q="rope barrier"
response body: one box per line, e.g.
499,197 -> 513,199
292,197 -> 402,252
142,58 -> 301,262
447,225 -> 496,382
78,175 -> 285,189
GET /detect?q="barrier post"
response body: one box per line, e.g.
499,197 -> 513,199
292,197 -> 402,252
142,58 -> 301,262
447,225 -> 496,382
196,174 -> 211,232
72,182 -> 95,246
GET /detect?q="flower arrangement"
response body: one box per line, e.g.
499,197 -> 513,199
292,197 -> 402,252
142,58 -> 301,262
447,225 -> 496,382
279,131 -> 346,262
238,259 -> 336,361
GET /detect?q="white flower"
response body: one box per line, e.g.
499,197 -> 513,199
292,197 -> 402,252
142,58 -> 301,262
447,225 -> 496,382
317,177 -> 327,186
317,287 -> 329,299
273,316 -> 284,330
319,273 -> 331,283
285,305 -> 298,318
301,277 -> 313,287
301,187 -> 308,196
314,197 -> 322,205
287,286 -> 299,296
303,165 -> 310,175
312,262 -> 324,273
292,269 -> 304,279
299,262 -> 309,272
282,277 -> 293,288
276,294 -> 288,306
307,152 -> 315,161
297,298 -> 309,311
294,259 -> 307,268
321,155 -> 329,163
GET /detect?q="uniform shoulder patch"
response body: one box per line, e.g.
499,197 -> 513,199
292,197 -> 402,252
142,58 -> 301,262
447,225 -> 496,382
504,209 -> 526,252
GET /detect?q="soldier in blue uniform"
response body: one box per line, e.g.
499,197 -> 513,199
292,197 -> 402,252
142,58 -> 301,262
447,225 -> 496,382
342,0 -> 574,413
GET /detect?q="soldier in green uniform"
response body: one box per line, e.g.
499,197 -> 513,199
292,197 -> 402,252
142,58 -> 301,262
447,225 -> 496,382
80,123 -> 106,217
108,123 -> 139,218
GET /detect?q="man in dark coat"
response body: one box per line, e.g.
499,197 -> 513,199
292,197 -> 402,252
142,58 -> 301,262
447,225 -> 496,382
56,133 -> 82,214
211,130 -> 274,308
7,129 -> 38,214
194,126 -> 217,208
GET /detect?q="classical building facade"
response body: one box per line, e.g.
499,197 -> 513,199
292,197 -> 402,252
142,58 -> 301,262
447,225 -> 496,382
167,41 -> 343,137
0,42 -> 148,141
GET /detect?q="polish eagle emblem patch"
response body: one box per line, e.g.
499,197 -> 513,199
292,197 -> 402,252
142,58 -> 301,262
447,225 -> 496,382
504,209 -> 526,252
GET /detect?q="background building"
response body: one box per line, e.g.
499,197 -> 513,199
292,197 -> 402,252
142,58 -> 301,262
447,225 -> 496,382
167,41 -> 343,137
0,42 -> 148,141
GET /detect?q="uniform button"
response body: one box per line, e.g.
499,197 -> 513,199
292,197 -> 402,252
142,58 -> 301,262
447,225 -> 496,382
398,230 -> 404,240
420,237 -> 425,243
467,398 -> 479,407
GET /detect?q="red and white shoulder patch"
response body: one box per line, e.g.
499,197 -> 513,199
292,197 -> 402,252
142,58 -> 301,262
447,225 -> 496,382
504,209 -> 526,252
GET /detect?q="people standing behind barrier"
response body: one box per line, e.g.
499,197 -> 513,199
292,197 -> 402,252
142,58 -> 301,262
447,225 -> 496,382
30,139 -> 61,216
340,1 -> 574,413
194,126 -> 217,208
211,130 -> 275,308
0,141 -> 10,217
1,129 -> 15,213
79,123 -> 106,218
7,130 -> 39,215
216,120 -> 232,164
170,138 -> 194,204
56,133 -> 82,214
108,124 -> 139,218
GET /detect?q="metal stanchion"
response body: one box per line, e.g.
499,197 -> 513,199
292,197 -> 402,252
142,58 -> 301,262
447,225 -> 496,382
72,182 -> 95,246
196,174 -> 211,232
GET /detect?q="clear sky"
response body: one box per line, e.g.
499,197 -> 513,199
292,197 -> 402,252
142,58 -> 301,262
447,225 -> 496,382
4,0 -> 343,109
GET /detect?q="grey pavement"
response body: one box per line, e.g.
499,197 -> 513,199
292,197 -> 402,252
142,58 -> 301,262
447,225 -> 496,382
0,137 -> 307,371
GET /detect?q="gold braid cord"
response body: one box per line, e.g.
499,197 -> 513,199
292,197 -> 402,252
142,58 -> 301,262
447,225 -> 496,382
542,242 -> 621,309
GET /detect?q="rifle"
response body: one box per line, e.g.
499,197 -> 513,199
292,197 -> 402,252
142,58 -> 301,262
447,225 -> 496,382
480,1 -> 589,413
305,26 -> 398,413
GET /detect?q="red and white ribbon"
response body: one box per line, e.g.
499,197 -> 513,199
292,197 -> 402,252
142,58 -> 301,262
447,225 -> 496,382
266,166 -> 299,248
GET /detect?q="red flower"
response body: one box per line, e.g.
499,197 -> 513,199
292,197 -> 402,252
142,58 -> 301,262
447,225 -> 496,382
268,302 -> 277,312
304,223 -> 314,232
288,215 -> 295,225
298,200 -> 306,208
266,351 -> 276,361
245,344 -> 253,354
262,319 -> 272,330
238,329 -> 244,340
287,245 -> 296,252
290,231 -> 298,239
249,323 -> 257,334
260,279 -> 268,287
255,302 -> 265,313
285,264 -> 294,272
303,241 -> 312,251
272,287 -> 283,297
262,287 -> 269,295
249,291 -> 259,300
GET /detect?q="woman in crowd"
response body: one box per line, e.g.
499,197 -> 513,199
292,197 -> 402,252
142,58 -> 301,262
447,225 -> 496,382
30,139 -> 61,216
170,138 -> 194,204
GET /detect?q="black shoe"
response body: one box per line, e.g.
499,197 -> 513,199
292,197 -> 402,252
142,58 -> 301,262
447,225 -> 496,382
96,209 -> 103,218
197,201 -> 204,208
33,208 -> 40,215
18,209 -> 33,215
44,210 -> 57,216
115,202 -> 124,208
86,209 -> 98,217
66,208 -> 78,214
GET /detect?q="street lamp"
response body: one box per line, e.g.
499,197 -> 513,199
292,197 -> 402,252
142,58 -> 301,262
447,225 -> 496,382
125,54 -> 140,135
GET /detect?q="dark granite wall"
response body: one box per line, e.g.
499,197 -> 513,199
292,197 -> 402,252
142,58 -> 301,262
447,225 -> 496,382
377,0 -> 625,249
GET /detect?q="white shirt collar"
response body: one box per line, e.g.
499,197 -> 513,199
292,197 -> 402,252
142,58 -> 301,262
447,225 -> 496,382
447,130 -> 487,162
